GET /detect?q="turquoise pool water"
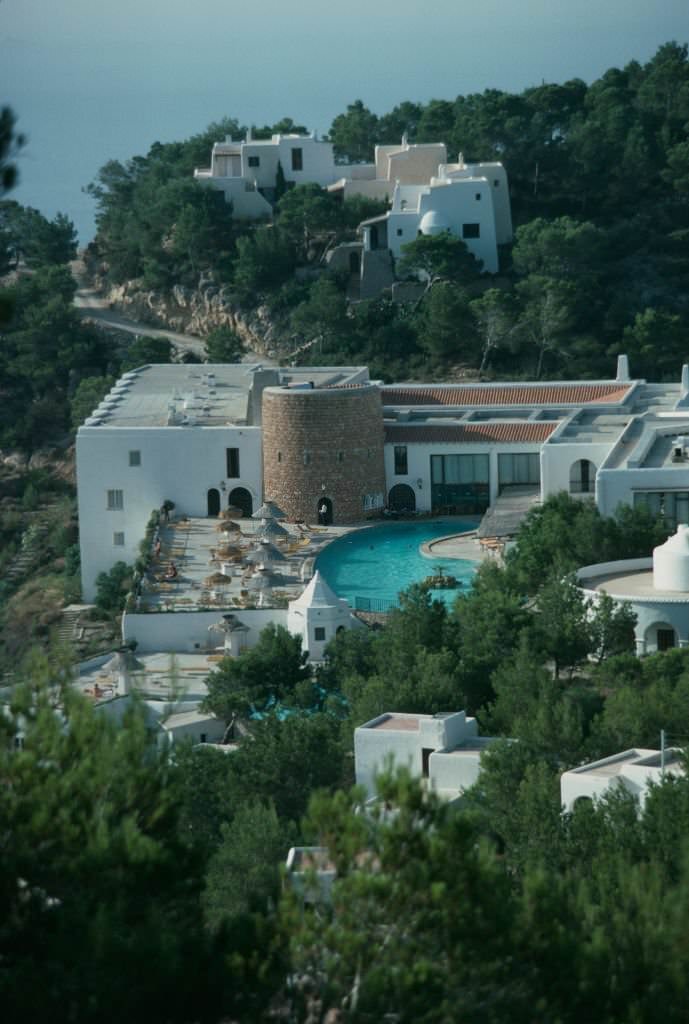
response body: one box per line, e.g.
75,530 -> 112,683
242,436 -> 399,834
316,520 -> 479,610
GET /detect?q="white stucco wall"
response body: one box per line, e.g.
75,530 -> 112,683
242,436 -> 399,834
354,711 -> 480,798
122,608 -> 288,653
442,162 -> 512,244
540,439 -> 612,502
386,178 -> 499,273
287,602 -> 362,662
429,749 -> 483,793
354,722 -> 423,798
578,557 -> 689,653
596,463 -> 689,520
77,425 -> 262,601
198,175 -> 273,219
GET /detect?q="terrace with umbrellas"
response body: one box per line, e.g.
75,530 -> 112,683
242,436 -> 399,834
136,501 -> 339,614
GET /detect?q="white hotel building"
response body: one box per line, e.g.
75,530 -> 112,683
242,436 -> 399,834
77,355 -> 689,605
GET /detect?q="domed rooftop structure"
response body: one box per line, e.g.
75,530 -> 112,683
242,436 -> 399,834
419,210 -> 451,236
653,524 -> 689,592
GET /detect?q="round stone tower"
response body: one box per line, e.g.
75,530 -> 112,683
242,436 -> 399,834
262,383 -> 386,523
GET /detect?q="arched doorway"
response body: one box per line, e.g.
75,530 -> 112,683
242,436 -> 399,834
229,487 -> 253,517
388,483 -> 416,513
645,621 -> 676,653
317,496 -> 333,525
570,459 -> 596,494
207,488 -> 220,517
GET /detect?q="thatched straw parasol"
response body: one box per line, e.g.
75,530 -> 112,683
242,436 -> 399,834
252,500 -> 287,521
221,506 -> 245,519
245,540 -> 286,565
204,572 -> 232,587
215,544 -> 243,560
216,520 -> 242,533
254,518 -> 289,541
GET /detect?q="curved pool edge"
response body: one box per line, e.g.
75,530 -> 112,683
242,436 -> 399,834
420,530 -> 479,560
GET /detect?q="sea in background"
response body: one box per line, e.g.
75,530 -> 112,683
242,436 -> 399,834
1,0 -> 688,245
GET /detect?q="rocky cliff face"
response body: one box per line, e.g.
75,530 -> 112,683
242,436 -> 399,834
98,275 -> 289,355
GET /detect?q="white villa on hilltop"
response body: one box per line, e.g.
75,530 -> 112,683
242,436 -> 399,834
194,131 -> 512,297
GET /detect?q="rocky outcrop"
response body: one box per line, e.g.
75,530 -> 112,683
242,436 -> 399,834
95,274 -> 291,355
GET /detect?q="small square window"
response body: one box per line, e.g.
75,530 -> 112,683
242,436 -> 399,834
247,155 -> 260,168
314,627 -> 326,642
475,193 -> 482,201
493,179 -> 500,187
113,532 -> 125,546
396,228 -> 403,236
107,489 -> 123,510
291,147 -> 303,171
462,223 -> 480,239
129,450 -> 141,467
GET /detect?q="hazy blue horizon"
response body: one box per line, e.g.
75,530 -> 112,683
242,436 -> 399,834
2,0 -> 688,244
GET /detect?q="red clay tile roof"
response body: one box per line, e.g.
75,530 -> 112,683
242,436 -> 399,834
381,383 -> 631,407
385,422 -> 559,444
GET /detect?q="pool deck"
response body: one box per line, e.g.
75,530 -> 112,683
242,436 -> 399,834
138,515 -> 484,614
422,529 -> 494,565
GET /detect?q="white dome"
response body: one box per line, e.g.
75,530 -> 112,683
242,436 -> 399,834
419,210 -> 451,236
653,524 -> 689,592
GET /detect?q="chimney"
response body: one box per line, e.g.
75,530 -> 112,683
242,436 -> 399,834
681,364 -> 689,398
616,354 -> 630,382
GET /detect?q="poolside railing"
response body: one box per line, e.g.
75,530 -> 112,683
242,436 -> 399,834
353,595 -> 399,613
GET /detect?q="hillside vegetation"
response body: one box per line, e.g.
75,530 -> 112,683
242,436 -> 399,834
87,42 -> 689,381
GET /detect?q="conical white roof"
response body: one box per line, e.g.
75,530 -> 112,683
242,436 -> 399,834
290,570 -> 342,609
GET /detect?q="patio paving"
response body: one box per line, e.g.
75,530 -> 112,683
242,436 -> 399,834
138,516 -> 344,612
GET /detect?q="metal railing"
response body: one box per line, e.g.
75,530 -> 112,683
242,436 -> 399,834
353,595 -> 398,613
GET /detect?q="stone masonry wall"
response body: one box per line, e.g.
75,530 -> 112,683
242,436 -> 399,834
262,386 -> 386,523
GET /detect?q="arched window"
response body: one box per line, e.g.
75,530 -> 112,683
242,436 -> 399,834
570,459 -> 596,494
645,621 -> 676,653
207,488 -> 220,517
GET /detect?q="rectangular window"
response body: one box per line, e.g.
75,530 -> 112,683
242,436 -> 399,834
430,454 -> 490,514
291,147 -> 303,171
314,627 -> 326,642
462,223 -> 480,239
106,489 -> 123,510
226,448 -> 240,478
394,445 -> 408,475
475,193 -> 482,200
277,451 -> 282,463
498,452 -> 540,491
494,179 -> 500,187
247,155 -> 260,168
128,450 -> 141,467
635,491 -> 689,531
396,228 -> 403,236
113,531 -> 125,546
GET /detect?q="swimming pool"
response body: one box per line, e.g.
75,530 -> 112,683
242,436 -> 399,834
316,520 -> 478,610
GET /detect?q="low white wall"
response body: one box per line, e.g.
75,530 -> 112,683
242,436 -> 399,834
122,608 -> 288,653
430,750 -> 482,793
354,725 -> 421,798
577,558 -> 652,586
